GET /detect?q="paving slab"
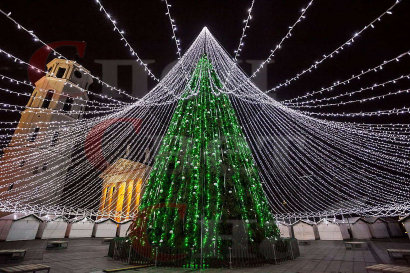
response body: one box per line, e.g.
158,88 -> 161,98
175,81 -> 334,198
0,238 -> 409,272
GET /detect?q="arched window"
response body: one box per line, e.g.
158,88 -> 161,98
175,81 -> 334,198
56,67 -> 66,78
42,90 -> 54,109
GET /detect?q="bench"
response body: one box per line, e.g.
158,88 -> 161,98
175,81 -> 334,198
345,241 -> 367,250
366,264 -> 410,273
102,238 -> 114,243
46,241 -> 68,250
103,264 -> 152,272
0,264 -> 50,273
0,250 -> 26,263
387,249 -> 410,263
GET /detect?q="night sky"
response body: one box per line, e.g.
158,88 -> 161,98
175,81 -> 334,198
0,0 -> 409,138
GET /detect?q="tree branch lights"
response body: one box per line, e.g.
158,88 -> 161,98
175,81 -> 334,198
136,56 -> 279,266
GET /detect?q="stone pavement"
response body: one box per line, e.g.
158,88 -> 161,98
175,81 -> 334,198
0,238 -> 408,273
0,238 -> 125,273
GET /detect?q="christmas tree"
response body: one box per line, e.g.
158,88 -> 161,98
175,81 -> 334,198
132,55 -> 279,266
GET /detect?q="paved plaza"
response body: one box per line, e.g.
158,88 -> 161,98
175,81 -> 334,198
0,238 -> 408,273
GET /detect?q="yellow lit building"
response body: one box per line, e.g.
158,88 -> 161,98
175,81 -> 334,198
98,158 -> 151,222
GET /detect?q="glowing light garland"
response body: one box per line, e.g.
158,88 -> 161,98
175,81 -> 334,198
162,0 -> 182,59
233,0 -> 255,61
290,89 -> 410,109
93,0 -> 160,81
0,47 -> 129,106
0,86 -> 123,111
284,50 -> 410,103
0,15 -> 408,223
264,0 -> 402,94
0,8 -> 137,100
284,74 -> 410,107
250,0 -> 315,78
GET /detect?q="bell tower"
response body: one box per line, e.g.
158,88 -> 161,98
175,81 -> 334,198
0,58 -> 93,208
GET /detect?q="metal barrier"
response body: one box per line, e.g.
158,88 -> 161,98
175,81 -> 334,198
108,237 -> 299,268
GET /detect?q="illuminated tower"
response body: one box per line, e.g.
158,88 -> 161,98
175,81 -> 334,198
0,58 -> 93,207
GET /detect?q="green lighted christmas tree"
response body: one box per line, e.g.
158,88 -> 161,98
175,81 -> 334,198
134,55 -> 279,265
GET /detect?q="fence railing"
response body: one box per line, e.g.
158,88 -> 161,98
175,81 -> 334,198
108,237 -> 299,269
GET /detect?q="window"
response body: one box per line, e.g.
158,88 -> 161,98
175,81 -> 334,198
56,67 -> 66,78
42,90 -> 54,109
20,160 -> 25,167
63,97 -> 74,112
29,127 -> 40,142
42,163 -> 47,171
51,131 -> 59,146
74,70 -> 82,78
33,167 -> 39,174
8,183 -> 14,191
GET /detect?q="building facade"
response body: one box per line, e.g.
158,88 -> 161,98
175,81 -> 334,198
98,158 -> 151,222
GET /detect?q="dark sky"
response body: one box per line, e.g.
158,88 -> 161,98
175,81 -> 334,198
0,0 -> 409,126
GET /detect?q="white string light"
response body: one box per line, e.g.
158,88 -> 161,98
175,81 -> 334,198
0,47 -> 129,106
284,74 -> 410,106
264,0 -> 402,93
250,0 -> 315,78
93,0 -> 160,81
0,73 -> 126,108
0,18 -> 408,221
0,78 -> 126,109
284,50 -> 410,103
299,106 -> 410,118
286,87 -> 410,110
233,0 -> 255,61
162,0 -> 182,59
221,0 -> 256,93
0,8 -> 138,100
